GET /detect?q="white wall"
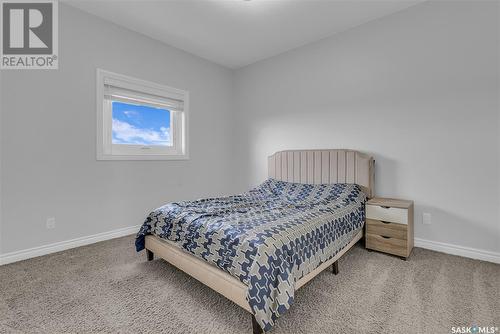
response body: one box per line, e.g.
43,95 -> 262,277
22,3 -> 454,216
1,1 -> 498,260
0,66 -> 3,255
234,1 -> 500,254
0,4 -> 237,254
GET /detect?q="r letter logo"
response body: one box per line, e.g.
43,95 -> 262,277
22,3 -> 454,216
1,0 -> 58,69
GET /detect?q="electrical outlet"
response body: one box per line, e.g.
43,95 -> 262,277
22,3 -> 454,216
46,217 -> 56,229
422,212 -> 432,225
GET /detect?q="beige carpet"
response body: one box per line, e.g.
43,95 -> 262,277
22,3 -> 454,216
0,236 -> 498,334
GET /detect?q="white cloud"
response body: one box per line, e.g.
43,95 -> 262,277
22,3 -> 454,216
123,110 -> 140,118
112,118 -> 171,146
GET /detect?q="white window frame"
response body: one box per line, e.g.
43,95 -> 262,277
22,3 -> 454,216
96,69 -> 189,160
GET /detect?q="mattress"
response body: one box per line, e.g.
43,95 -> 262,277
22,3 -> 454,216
136,178 -> 366,331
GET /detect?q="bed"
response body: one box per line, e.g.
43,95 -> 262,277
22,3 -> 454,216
136,149 -> 375,333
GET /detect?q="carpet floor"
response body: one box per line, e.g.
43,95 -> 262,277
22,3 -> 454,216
0,236 -> 498,334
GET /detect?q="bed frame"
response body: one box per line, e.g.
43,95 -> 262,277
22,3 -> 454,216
144,149 -> 375,333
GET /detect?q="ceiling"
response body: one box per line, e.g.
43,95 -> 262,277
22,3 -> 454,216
66,0 -> 423,69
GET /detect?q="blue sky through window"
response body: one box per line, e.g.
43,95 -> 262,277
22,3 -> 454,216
112,101 -> 171,146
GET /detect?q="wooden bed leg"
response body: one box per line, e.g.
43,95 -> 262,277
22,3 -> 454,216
146,249 -> 154,261
332,260 -> 339,275
251,315 -> 263,334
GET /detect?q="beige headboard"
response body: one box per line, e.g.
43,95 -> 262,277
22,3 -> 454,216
268,149 -> 375,198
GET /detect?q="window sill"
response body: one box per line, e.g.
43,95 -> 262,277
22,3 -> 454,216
96,154 -> 189,161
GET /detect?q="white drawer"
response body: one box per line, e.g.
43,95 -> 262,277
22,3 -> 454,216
366,205 -> 408,225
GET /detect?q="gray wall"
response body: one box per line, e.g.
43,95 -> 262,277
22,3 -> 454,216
1,1 -> 499,257
234,1 -> 500,254
0,4 -> 237,253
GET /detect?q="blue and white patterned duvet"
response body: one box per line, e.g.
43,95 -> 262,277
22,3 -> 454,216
136,179 -> 366,331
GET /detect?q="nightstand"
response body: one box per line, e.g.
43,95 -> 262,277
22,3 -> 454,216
365,198 -> 414,260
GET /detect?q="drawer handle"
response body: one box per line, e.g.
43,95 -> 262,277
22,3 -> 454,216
381,206 -> 391,209
381,220 -> 391,224
381,236 -> 391,239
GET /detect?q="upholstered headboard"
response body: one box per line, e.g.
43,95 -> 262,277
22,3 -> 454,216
268,149 -> 375,198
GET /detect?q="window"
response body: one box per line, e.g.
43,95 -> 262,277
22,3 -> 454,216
96,69 -> 188,160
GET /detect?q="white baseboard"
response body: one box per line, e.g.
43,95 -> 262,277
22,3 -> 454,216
414,238 -> 500,264
1,228 -> 498,266
0,225 -> 140,266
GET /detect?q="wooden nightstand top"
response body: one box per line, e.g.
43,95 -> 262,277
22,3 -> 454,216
367,197 -> 413,209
